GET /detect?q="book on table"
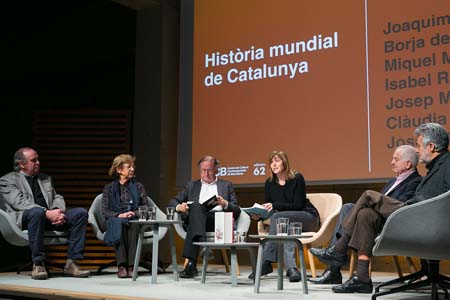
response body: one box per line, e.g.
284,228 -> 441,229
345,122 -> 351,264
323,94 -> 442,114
242,203 -> 273,220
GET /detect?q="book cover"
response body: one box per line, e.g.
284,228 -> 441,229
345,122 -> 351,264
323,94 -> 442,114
201,195 -> 218,211
214,212 -> 234,243
242,203 -> 274,220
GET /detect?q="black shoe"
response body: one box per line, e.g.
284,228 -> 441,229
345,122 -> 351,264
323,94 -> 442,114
332,274 -> 373,293
180,260 -> 198,278
308,268 -> 342,284
310,245 -> 347,267
248,260 -> 273,279
287,267 -> 301,282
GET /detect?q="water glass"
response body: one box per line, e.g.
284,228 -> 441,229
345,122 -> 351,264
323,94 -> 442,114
276,217 -> 289,236
166,207 -> 175,220
289,222 -> 302,236
148,206 -> 156,220
234,231 -> 246,243
138,206 -> 148,221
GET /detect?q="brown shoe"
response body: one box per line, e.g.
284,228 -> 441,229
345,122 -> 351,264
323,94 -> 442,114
64,259 -> 90,278
127,265 -> 134,278
32,264 -> 48,280
117,266 -> 128,278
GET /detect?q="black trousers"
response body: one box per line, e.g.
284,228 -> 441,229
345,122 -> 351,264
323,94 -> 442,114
114,222 -> 139,266
342,190 -> 405,256
22,207 -> 88,264
182,202 -> 215,260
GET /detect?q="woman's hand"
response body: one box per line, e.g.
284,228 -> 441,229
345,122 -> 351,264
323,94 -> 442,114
118,211 -> 135,219
250,213 -> 261,221
262,203 -> 273,212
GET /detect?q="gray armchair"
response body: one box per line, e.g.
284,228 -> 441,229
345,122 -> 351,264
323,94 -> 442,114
372,190 -> 450,300
88,194 -> 167,274
0,205 -> 68,272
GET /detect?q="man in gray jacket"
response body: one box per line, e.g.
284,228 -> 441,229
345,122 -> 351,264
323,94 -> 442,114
0,147 -> 90,279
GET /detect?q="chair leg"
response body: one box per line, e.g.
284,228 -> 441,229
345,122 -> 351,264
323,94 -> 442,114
221,249 -> 231,273
307,246 -> 316,277
183,258 -> 189,268
348,250 -> 356,275
392,256 -> 403,277
405,256 -> 417,273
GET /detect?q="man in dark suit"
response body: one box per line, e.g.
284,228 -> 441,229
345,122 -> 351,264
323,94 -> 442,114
169,155 -> 241,278
309,144 -> 421,284
0,147 -> 90,280
313,123 -> 450,294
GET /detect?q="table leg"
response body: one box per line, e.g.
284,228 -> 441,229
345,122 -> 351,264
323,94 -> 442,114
151,224 -> 160,284
254,242 -> 264,293
277,242 -> 283,290
248,247 -> 256,276
132,226 -> 144,281
230,247 -> 237,287
201,248 -> 209,284
168,226 -> 178,281
295,240 -> 308,294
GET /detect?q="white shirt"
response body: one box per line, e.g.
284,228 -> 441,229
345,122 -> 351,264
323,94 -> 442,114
199,178 -> 223,212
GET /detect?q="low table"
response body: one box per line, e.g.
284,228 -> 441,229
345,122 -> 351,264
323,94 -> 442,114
193,242 -> 259,286
130,219 -> 181,284
249,234 -> 313,294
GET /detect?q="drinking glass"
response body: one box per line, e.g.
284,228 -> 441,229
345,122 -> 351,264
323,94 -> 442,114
276,217 -> 289,236
138,206 -> 148,221
166,207 -> 175,220
289,222 -> 302,236
148,206 -> 156,220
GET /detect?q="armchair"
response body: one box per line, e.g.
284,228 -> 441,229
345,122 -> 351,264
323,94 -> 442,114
88,194 -> 168,274
371,190 -> 450,300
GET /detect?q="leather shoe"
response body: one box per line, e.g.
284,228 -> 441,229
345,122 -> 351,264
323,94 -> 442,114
117,266 -> 128,278
127,265 -> 134,278
308,268 -> 342,284
32,264 -> 48,280
64,259 -> 90,278
332,273 -> 373,293
248,260 -> 273,279
287,267 -> 301,282
310,245 -> 347,267
180,260 -> 198,278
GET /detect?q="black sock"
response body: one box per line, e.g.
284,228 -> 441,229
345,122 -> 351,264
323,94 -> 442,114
333,233 -> 350,255
356,259 -> 370,282
329,265 -> 341,273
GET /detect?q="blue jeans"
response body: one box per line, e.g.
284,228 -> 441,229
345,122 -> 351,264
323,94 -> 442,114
22,207 -> 88,264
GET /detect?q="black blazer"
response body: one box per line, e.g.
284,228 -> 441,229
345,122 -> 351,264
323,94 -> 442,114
407,151 -> 450,205
169,178 -> 241,219
381,170 -> 422,202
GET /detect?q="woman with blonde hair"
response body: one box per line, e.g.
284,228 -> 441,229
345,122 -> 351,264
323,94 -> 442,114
102,154 -> 150,278
248,150 -> 320,282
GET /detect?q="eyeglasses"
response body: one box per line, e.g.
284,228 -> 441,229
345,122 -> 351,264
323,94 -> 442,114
200,168 -> 216,174
122,164 -> 135,170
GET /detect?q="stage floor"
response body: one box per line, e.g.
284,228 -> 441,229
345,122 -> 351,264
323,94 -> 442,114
0,265 -> 439,300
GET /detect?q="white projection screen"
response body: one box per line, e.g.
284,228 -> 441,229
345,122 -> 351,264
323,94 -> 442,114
177,0 -> 450,186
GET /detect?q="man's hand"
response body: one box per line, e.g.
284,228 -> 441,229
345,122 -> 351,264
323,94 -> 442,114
176,202 -> 189,213
217,196 -> 228,208
46,208 -> 66,225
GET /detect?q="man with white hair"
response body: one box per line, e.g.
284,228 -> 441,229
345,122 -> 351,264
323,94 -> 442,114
313,123 -> 450,293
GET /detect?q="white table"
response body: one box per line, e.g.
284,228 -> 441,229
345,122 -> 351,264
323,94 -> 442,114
194,242 -> 259,286
249,234 -> 313,294
130,219 -> 181,284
